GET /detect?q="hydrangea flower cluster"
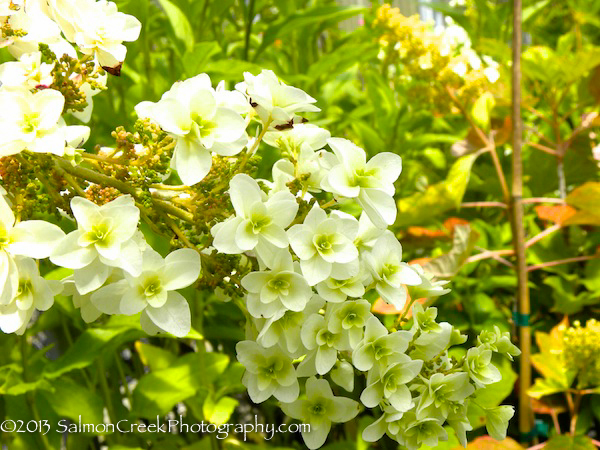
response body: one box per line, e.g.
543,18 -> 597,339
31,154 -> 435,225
0,2 -> 519,448
374,3 -> 500,114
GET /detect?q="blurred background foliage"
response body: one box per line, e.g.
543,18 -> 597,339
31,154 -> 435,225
2,0 -> 600,449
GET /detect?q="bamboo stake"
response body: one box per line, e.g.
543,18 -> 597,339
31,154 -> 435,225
511,0 -> 533,440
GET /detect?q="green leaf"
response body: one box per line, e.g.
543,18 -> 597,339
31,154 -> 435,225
544,435 -> 596,450
396,154 -> 477,226
203,394 -> 238,425
157,0 -> 195,53
43,326 -> 143,379
183,42 -> 222,77
424,224 -> 479,278
255,5 -> 367,58
564,182 -> 600,226
40,379 -> 104,425
132,352 -> 229,418
527,378 -> 569,399
471,92 -> 495,131
135,342 -> 177,372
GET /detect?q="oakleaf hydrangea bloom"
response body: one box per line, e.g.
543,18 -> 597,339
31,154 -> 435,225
323,137 -> 402,228
236,70 -> 319,126
464,346 -> 502,387
485,405 -> 515,441
90,247 -> 200,337
136,73 -> 248,185
281,377 -> 360,449
0,256 -> 62,334
477,325 -> 521,360
0,16 -> 520,445
288,204 -> 359,286
301,313 -> 351,375
364,232 -> 421,309
352,316 -> 412,371
242,249 -> 311,319
0,88 -> 70,156
236,340 -> 299,403
325,299 -> 372,348
407,264 -> 451,300
316,273 -> 365,303
253,294 -> 324,354
47,0 -> 141,69
212,174 -> 298,263
416,372 -> 475,421
0,190 -> 65,304
361,354 -> 423,412
51,195 -> 142,294
0,51 -> 54,89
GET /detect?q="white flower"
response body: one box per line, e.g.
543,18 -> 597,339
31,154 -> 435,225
325,299 -> 372,348
300,313 -> 351,375
91,247 -> 200,337
416,372 -> 475,422
50,195 -> 142,294
254,294 -> 324,355
0,191 -> 65,304
264,123 -> 330,153
0,51 -> 53,89
407,264 -> 451,300
352,316 -> 412,371
3,3 -> 74,59
360,353 -> 422,411
280,377 -> 359,449
354,212 -> 386,253
211,174 -> 298,263
364,232 -> 421,309
48,0 -> 141,69
485,405 -> 515,441
316,273 -> 365,303
136,73 -> 248,185
0,88 -> 68,156
0,256 -> 62,334
236,340 -> 299,404
235,69 -> 319,125
323,138 -> 402,228
242,249 -> 312,319
287,204 -> 359,286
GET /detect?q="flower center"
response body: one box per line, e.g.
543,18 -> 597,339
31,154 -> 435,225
310,402 -> 326,416
314,234 -> 333,254
316,329 -> 336,347
17,279 -> 32,297
141,276 -> 162,298
191,113 -> 216,138
251,215 -> 271,233
268,277 -> 290,292
351,168 -> 376,187
20,112 -> 40,134
382,263 -> 397,278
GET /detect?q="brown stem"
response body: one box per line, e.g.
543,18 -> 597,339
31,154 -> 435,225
511,0 -> 534,439
521,197 -> 566,204
527,255 -> 600,272
570,392 -> 583,436
528,141 -> 559,156
461,201 -> 508,208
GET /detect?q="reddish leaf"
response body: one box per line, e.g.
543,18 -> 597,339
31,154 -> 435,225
535,205 -> 576,224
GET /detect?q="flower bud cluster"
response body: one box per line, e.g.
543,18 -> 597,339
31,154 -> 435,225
374,3 -> 500,113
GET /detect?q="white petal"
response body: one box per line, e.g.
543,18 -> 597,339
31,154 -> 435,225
73,258 -> 109,295
229,174 -> 262,218
145,291 -> 191,337
9,220 -> 65,258
174,137 -> 212,185
162,248 -> 201,290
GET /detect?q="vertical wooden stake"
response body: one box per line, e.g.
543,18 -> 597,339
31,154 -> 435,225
511,0 -> 533,439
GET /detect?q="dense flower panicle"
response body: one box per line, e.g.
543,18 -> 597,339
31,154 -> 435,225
0,3 -> 517,446
374,3 -> 500,114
